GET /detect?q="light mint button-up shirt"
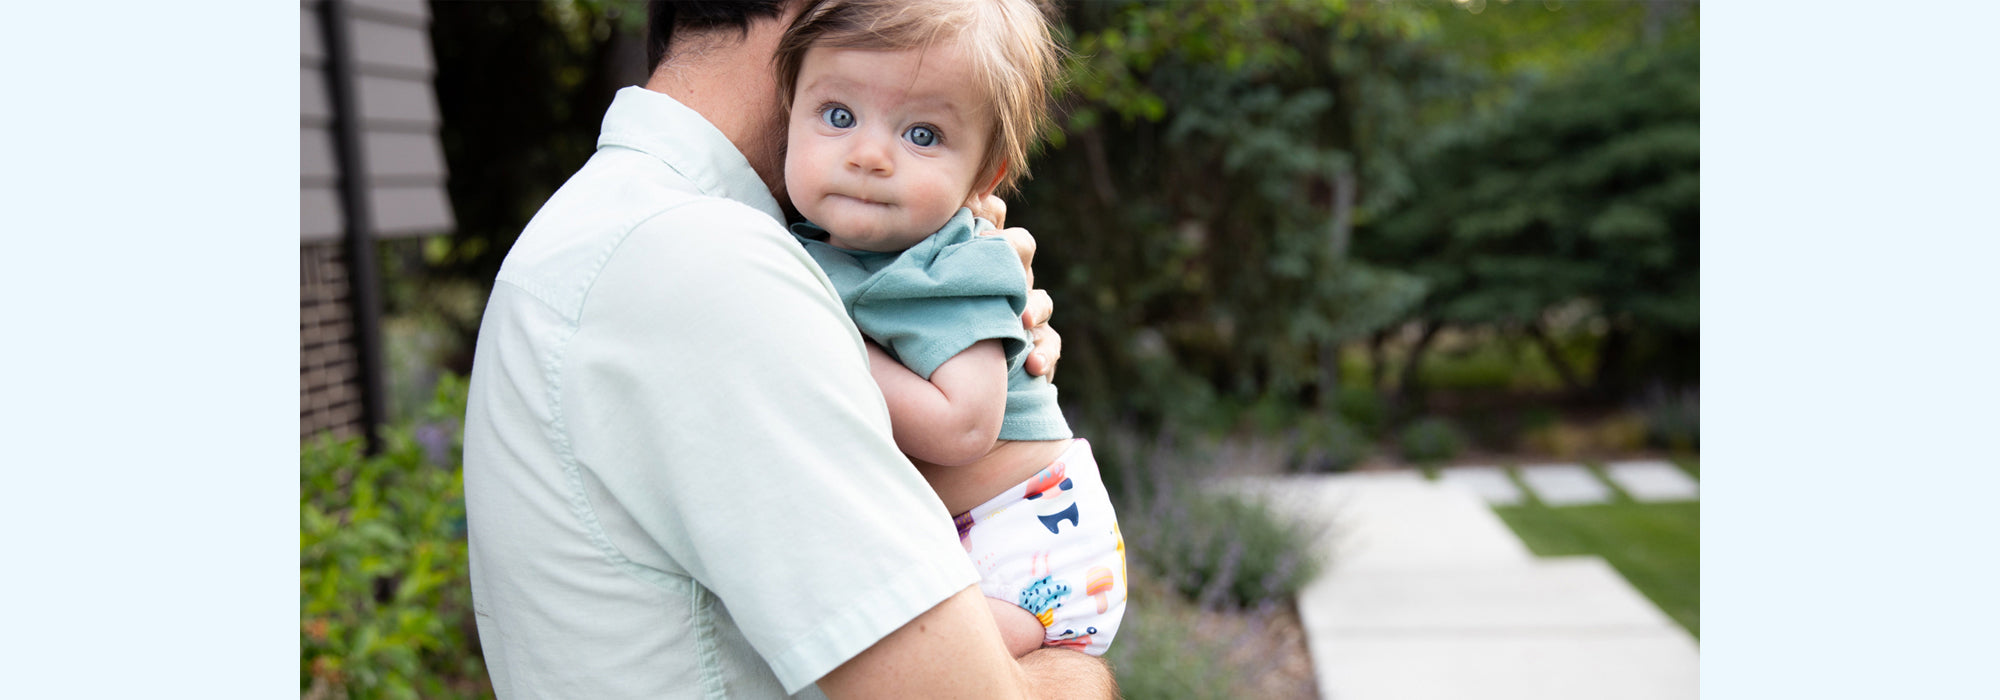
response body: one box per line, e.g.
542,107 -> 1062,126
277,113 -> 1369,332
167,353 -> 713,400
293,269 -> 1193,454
463,86 -> 977,699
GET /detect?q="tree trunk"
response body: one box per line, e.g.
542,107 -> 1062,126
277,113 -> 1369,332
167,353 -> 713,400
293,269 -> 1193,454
1318,343 -> 1341,411
1396,321 -> 1441,406
1526,319 -> 1586,394
1592,324 -> 1631,400
1369,330 -> 1389,392
1317,169 -> 1358,408
1328,170 -> 1356,260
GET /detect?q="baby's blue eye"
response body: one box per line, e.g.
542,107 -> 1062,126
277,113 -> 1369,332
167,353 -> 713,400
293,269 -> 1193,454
822,107 -> 855,129
904,125 -> 938,147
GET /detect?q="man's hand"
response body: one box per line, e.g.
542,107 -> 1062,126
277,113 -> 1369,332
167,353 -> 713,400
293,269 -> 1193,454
818,586 -> 1118,700
972,193 -> 1062,380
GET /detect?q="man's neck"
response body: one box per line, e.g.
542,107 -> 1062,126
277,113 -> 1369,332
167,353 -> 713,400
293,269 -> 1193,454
643,34 -> 787,200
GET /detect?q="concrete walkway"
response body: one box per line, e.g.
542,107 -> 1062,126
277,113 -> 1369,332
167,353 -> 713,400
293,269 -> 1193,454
1223,468 -> 1699,699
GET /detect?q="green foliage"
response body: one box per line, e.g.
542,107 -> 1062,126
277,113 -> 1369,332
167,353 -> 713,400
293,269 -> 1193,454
1333,384 -> 1388,438
1290,413 -> 1369,473
1107,432 -> 1322,609
302,376 -> 485,699
1364,29 -> 1700,396
1138,489 -> 1318,609
1642,386 -> 1700,453
1106,572 -> 1278,700
1398,415 -> 1466,465
1025,0 -> 1468,423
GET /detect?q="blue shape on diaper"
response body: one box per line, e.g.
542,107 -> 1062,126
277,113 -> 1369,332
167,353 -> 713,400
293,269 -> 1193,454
1019,576 -> 1070,619
1038,503 -> 1081,534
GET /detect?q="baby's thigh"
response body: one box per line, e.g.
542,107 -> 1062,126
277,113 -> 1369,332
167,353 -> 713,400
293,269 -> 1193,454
986,597 -> 1046,658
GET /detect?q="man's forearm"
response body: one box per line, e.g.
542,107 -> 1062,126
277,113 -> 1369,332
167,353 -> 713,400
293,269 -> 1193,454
1020,647 -> 1118,700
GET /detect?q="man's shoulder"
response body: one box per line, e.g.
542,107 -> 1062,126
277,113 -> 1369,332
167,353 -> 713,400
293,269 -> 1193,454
515,149 -> 777,259
495,151 -> 795,317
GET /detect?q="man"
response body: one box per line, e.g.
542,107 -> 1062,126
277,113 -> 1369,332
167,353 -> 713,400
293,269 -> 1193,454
461,1 -> 1114,697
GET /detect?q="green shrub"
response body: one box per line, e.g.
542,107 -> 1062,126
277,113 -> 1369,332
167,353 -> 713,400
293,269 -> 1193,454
302,375 -> 487,699
1333,385 -> 1388,438
1106,572 -> 1264,700
1289,413 -> 1368,473
1642,387 -> 1700,453
1101,429 -> 1324,611
1398,415 -> 1466,465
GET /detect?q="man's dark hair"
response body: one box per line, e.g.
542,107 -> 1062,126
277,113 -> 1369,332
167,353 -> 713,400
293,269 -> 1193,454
647,1 -> 791,72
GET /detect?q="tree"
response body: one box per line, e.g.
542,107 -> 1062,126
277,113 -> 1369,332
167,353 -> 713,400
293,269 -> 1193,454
1014,0 -> 1509,424
1363,26 -> 1700,399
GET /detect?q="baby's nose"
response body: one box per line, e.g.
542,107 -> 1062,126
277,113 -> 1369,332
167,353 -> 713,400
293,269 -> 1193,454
846,136 -> 893,175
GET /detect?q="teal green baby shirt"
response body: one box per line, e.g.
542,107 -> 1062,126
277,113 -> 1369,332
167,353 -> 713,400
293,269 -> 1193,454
792,208 -> 1073,441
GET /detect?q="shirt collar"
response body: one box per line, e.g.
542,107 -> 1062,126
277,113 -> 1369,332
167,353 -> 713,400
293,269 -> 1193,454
596,86 -> 785,225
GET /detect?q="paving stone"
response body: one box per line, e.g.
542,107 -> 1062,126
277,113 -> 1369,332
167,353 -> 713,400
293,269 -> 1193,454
1606,460 -> 1700,502
1299,557 -> 1674,632
1310,630 -> 1700,700
1240,472 -> 1701,700
1437,465 -> 1525,506
1518,464 -> 1613,506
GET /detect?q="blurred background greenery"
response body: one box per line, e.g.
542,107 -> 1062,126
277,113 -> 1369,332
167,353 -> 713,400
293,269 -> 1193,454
307,0 -> 1699,696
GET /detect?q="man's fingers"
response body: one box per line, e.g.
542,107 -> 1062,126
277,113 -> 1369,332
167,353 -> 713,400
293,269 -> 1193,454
1024,322 -> 1062,381
969,193 -> 1008,228
1022,288 -> 1053,329
1022,289 -> 1058,379
980,226 -> 1037,288
975,213 -> 1052,378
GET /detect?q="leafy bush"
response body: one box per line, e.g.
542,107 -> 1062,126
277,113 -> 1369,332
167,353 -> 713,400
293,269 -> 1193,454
1333,385 -> 1388,438
1288,413 -> 1369,473
1594,412 -> 1650,453
1518,420 -> 1592,460
1107,570 -> 1312,700
302,375 -> 486,699
1105,572 -> 1254,699
1643,387 -> 1700,452
1398,416 -> 1466,465
1107,431 -> 1323,610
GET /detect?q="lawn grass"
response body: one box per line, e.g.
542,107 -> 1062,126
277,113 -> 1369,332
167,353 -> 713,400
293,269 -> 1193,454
1492,495 -> 1700,637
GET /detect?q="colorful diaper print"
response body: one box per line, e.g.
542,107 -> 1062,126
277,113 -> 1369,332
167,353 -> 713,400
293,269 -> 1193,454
954,439 -> 1128,656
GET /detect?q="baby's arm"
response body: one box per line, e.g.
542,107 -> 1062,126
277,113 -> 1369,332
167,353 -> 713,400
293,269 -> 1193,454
865,339 -> 1008,466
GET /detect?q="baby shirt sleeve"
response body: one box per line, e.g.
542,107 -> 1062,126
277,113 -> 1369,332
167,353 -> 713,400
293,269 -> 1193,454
847,217 -> 1032,379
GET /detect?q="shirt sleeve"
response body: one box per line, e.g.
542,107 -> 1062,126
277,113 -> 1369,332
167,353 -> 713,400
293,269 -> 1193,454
849,232 -> 1031,379
560,200 -> 978,693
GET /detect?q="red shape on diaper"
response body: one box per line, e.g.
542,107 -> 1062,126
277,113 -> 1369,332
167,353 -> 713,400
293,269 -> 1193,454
1023,462 -> 1070,500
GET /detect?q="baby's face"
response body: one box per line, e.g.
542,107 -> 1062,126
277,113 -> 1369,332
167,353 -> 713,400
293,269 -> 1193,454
785,41 -> 992,252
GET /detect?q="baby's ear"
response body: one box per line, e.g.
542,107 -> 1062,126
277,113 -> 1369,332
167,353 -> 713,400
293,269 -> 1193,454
965,163 -> 1010,226
973,162 -> 1008,201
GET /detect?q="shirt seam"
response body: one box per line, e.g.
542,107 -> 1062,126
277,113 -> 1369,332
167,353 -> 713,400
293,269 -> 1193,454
692,581 -> 728,699
545,199 -> 738,596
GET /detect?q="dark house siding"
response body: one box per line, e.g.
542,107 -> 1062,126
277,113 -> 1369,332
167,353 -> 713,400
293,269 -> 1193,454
301,0 -> 453,441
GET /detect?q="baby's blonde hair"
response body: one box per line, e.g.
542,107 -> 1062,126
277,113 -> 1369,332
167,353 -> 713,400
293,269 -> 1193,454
775,0 -> 1063,197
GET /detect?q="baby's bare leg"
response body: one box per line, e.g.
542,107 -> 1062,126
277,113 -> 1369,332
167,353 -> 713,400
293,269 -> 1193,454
986,597 -> 1046,658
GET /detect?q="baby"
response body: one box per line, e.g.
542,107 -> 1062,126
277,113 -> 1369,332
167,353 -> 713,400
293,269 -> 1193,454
775,0 -> 1127,657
